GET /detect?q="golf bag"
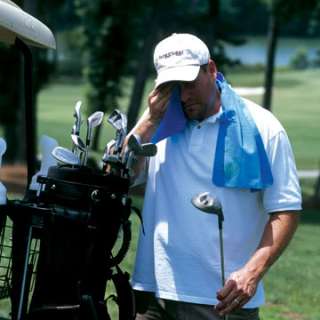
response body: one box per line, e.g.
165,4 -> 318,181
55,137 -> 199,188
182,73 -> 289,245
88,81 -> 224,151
2,164 -> 138,320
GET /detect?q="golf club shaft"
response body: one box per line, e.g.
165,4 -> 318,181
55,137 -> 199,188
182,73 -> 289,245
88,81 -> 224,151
218,218 -> 228,320
218,222 -> 225,287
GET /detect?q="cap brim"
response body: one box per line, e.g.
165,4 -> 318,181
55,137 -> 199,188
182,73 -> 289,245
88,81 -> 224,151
155,65 -> 200,88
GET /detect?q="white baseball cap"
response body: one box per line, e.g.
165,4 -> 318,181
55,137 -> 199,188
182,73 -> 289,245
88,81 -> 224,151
153,33 -> 210,88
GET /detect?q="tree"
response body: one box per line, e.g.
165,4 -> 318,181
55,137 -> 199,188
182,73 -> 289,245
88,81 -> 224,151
262,0 -> 318,110
75,0 -> 135,150
74,0 -> 245,143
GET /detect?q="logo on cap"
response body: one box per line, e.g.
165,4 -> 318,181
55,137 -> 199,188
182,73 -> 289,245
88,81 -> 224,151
158,50 -> 184,60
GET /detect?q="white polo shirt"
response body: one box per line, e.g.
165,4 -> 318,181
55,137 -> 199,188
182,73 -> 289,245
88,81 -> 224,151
131,99 -> 302,308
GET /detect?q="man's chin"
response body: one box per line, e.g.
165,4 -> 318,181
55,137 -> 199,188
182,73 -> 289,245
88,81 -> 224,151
184,111 -> 203,121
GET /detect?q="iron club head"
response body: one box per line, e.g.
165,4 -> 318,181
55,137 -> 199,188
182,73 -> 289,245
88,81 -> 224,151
73,100 -> 82,135
108,109 -> 128,156
52,146 -> 80,166
71,134 -> 86,152
82,111 -> 104,165
107,109 -> 127,132
86,111 -> 104,145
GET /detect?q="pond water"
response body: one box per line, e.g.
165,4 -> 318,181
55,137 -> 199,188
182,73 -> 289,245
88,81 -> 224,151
223,36 -> 320,66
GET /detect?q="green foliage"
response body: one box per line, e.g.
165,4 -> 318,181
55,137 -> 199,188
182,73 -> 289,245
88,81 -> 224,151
289,48 -> 310,70
74,0 -> 133,115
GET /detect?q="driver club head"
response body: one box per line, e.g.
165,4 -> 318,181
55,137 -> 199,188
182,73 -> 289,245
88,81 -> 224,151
52,146 -> 80,166
191,192 -> 223,217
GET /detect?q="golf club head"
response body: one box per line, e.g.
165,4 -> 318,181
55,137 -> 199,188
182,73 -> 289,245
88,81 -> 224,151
127,134 -> 142,153
108,110 -> 128,155
107,109 -> 127,132
127,134 -> 157,157
52,146 -> 80,166
71,134 -> 86,152
73,100 -> 82,135
102,139 -> 116,161
86,111 -> 104,144
88,111 -> 104,128
140,143 -> 157,157
191,192 -> 223,217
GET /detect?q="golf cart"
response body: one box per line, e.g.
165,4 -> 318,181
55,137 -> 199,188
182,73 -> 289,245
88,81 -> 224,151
0,1 -> 154,319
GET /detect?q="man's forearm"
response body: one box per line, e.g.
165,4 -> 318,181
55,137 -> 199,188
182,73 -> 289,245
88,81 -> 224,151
244,211 -> 300,280
126,113 -> 159,182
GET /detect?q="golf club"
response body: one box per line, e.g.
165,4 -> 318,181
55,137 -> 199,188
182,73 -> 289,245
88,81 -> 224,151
191,191 -> 227,319
71,133 -> 86,161
107,109 -> 127,156
74,100 -> 82,135
52,146 -> 80,166
123,134 -> 158,176
102,139 -> 116,166
127,134 -> 157,157
71,100 -> 82,152
83,111 -> 104,165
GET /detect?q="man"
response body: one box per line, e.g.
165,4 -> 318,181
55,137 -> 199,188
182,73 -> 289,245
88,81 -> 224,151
130,33 -> 301,320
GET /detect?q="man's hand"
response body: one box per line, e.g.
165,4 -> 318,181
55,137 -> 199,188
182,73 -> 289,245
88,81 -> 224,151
148,84 -> 174,124
215,267 -> 258,316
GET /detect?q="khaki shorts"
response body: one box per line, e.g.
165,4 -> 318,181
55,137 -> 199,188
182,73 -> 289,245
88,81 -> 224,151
134,291 -> 260,320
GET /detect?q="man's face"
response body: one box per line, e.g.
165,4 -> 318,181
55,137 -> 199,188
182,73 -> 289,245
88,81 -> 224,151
179,61 -> 218,121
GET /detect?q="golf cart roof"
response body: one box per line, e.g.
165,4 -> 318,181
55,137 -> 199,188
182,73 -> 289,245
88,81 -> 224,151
0,0 -> 56,49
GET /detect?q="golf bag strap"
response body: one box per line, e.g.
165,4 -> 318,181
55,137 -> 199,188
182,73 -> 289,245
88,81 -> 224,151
109,220 -> 131,267
111,265 -> 136,320
131,206 -> 145,235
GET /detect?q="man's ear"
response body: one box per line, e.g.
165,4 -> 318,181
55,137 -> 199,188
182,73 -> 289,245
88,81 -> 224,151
208,59 -> 217,78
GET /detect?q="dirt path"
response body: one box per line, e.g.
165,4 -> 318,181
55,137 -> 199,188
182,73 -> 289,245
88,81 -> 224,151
0,165 -> 27,195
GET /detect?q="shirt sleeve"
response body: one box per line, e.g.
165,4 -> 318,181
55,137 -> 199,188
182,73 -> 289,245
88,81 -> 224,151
262,131 -> 302,214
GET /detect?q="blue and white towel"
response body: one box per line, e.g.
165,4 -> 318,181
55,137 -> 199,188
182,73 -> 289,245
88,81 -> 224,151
151,73 -> 273,190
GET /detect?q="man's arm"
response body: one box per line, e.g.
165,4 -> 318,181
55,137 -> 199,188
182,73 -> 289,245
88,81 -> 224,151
215,211 -> 300,316
126,84 -> 173,181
